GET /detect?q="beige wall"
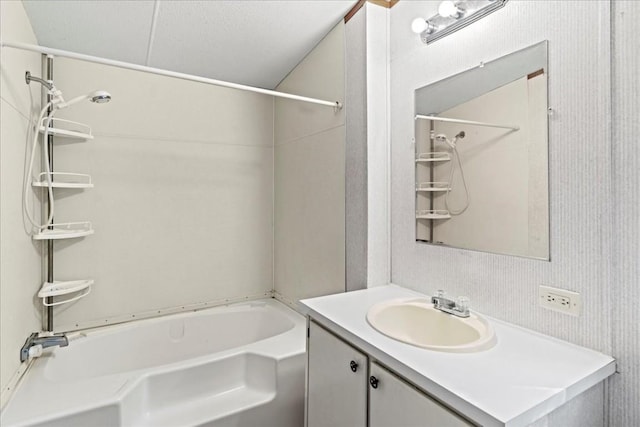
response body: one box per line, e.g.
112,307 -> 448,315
0,0 -> 44,395
274,23 -> 346,307
44,58 -> 275,330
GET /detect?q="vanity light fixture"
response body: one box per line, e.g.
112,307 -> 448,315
412,0 -> 508,44
411,18 -> 437,35
438,1 -> 464,19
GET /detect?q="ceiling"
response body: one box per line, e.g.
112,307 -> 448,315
21,0 -> 358,89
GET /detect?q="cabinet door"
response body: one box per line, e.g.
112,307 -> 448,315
307,320 -> 367,427
369,362 -> 474,427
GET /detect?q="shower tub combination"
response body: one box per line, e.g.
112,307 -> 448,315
1,299 -> 306,427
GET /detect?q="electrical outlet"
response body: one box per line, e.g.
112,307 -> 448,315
539,285 -> 581,316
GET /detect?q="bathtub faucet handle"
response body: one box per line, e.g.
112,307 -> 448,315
20,332 -> 69,362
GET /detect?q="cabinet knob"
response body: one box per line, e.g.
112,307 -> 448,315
369,375 -> 379,389
350,360 -> 358,372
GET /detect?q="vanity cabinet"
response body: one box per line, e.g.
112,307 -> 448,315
369,361 -> 472,427
307,319 -> 367,427
302,286 -> 615,427
306,320 -> 473,427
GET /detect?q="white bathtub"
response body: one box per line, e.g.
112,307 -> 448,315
1,299 -> 306,427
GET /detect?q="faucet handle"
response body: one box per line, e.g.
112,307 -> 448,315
456,296 -> 470,312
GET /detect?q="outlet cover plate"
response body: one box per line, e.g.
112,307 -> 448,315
539,285 -> 581,316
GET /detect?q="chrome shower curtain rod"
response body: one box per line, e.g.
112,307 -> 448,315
1,41 -> 343,110
415,114 -> 519,131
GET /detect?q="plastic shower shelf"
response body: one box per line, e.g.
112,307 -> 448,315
32,172 -> 94,189
415,182 -> 451,192
39,118 -> 93,140
415,152 -> 451,163
32,222 -> 94,240
416,210 -> 452,220
38,280 -> 93,306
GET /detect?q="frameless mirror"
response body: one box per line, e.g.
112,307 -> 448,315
414,41 -> 549,260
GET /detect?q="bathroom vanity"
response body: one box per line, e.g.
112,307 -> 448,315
300,285 -> 615,427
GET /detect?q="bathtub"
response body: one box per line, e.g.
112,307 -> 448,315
1,298 -> 306,427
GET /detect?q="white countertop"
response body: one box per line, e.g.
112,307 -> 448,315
300,285 -> 615,427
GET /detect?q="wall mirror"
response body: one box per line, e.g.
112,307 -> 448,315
414,41 -> 549,260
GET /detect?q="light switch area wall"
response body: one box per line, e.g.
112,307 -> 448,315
47,57 -> 275,330
365,4 -> 391,288
389,0 -> 611,356
0,1 -> 44,394
345,5 -> 368,292
389,1 -> 638,426
416,74 -> 549,259
344,3 -> 391,292
610,1 -> 640,425
274,23 -> 346,308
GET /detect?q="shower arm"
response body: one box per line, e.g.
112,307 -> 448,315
25,71 -> 54,91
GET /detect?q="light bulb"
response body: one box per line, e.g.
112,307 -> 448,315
438,0 -> 461,18
411,18 -> 428,34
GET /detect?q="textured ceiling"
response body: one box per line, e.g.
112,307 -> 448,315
21,0 -> 358,89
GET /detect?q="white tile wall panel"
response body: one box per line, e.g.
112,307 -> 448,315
38,56 -> 275,330
51,135 -> 275,330
274,126 -> 346,307
274,23 -> 346,307
274,24 -> 346,145
52,58 -> 274,147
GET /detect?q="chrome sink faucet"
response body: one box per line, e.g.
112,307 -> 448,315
431,290 -> 470,318
20,332 -> 68,362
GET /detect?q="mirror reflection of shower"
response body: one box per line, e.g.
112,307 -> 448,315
414,41 -> 550,260
434,131 -> 469,216
23,71 -> 111,231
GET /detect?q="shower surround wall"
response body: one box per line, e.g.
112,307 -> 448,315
1,11 -> 348,398
274,23 -> 346,307
46,58 -> 275,331
0,1 -> 43,396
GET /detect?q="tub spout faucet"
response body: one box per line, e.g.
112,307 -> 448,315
431,290 -> 470,318
20,332 -> 68,362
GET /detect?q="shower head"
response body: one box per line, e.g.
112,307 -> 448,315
90,91 -> 111,104
56,90 -> 112,109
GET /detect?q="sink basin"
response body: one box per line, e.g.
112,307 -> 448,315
366,298 -> 496,352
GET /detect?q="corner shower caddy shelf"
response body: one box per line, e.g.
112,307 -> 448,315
33,114 -> 95,306
37,280 -> 93,306
38,117 -> 94,140
416,182 -> 451,192
415,141 -> 451,229
416,210 -> 452,220
32,222 -> 94,240
32,172 -> 94,189
415,152 -> 451,163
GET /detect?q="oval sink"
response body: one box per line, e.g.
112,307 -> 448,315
366,298 -> 496,352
